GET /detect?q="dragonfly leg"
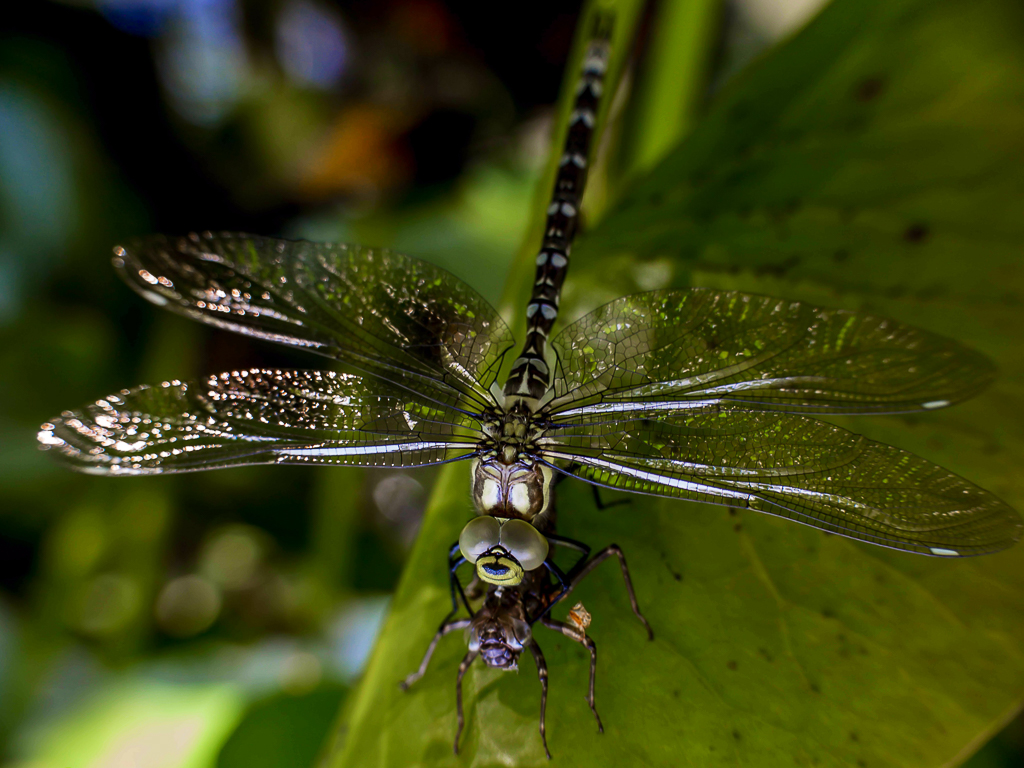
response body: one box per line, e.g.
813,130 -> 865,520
589,483 -> 630,510
540,616 -> 603,733
528,558 -> 570,625
447,542 -> 473,618
545,532 -> 592,576
567,545 -> 654,640
454,649 -> 479,755
400,617 -> 471,690
526,638 -> 553,760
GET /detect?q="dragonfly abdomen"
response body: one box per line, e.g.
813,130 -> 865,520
504,23 -> 612,404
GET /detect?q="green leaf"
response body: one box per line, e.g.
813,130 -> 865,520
327,0 -> 1024,765
579,0 -> 1024,305
217,687 -> 346,768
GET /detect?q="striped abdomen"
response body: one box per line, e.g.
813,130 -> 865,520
504,19 -> 612,404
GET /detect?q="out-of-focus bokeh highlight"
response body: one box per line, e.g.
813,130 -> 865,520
0,1 -> 1021,766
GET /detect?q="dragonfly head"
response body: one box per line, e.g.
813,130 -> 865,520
468,588 -> 532,670
459,516 -> 549,586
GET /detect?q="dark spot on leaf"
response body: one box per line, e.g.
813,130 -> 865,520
673,689 -> 680,698
728,508 -> 737,516
727,660 -> 737,671
733,730 -> 742,741
850,732 -> 859,742
755,255 -> 802,277
758,647 -> 774,662
855,77 -> 886,101
833,249 -> 849,262
660,551 -> 683,582
810,683 -> 821,693
857,761 -> 866,768
734,523 -> 742,532
903,223 -> 929,243
822,608 -> 835,619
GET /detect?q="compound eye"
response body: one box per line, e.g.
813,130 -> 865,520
498,518 -> 549,572
459,516 -> 501,563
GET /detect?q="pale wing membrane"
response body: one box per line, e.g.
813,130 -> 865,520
38,369 -> 481,476
114,233 -> 515,410
548,289 -> 994,417
544,408 -> 1021,556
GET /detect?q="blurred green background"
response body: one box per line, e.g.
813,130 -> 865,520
0,1 -> 1021,766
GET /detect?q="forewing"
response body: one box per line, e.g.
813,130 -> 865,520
38,369 -> 480,476
548,289 -> 993,417
543,408 -> 1021,556
114,233 -> 514,409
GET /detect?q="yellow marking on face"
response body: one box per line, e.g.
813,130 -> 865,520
476,552 -> 525,586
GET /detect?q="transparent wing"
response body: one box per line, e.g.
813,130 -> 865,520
38,369 -> 481,476
114,233 -> 515,411
542,407 -> 1021,556
547,289 -> 994,418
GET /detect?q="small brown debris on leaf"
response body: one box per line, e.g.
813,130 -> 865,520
568,602 -> 592,633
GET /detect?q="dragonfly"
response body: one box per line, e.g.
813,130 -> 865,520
35,9 -> 1021,752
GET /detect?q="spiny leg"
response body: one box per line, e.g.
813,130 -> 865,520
541,616 -> 603,733
567,545 -> 654,640
526,639 -> 552,760
545,532 -> 590,571
447,540 -> 473,618
454,649 -> 479,755
399,617 -> 471,690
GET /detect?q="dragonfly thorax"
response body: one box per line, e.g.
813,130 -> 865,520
471,456 -> 554,523
472,405 -> 555,523
467,587 -> 531,670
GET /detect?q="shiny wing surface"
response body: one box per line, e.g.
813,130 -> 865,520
543,408 -> 1021,556
114,233 -> 514,410
547,289 -> 994,417
38,369 -> 481,476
